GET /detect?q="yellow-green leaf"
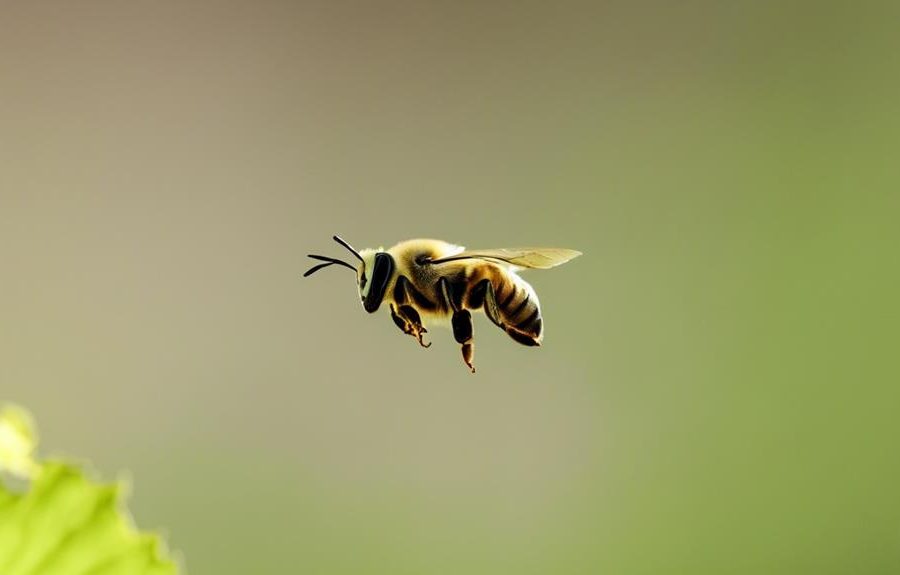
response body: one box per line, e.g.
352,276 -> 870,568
0,404 -> 178,575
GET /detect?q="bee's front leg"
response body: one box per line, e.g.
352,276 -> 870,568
401,305 -> 431,348
390,304 -> 431,348
390,303 -> 411,333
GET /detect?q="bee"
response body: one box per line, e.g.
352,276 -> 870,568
304,236 -> 581,373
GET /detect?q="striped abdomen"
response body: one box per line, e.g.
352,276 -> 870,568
465,266 -> 543,346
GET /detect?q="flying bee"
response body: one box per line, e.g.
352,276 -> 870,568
304,236 -> 581,373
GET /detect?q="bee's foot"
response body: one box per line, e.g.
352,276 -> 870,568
461,342 -> 475,373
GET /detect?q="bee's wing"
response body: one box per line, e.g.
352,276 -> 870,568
430,247 -> 582,269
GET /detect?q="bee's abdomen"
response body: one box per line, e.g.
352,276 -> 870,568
467,267 -> 543,345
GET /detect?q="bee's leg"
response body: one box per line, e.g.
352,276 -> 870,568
479,280 -> 505,330
451,309 -> 476,373
440,278 -> 475,373
390,304 -> 411,334
392,277 -> 431,348
393,304 -> 431,348
401,305 -> 430,348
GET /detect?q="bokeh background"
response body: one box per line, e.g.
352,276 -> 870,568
2,1 -> 898,573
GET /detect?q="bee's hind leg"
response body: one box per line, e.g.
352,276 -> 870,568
452,309 -> 476,373
390,304 -> 431,348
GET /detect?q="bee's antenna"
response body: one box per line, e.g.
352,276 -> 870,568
333,235 -> 363,262
303,254 -> 357,277
303,262 -> 335,277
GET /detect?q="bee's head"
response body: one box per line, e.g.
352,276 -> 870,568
304,236 -> 393,314
356,248 -> 395,313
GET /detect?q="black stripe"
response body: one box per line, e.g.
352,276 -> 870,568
515,308 -> 540,330
506,328 -> 540,346
467,279 -> 489,309
510,293 -> 530,318
500,284 -> 517,308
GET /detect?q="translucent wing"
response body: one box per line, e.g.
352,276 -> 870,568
430,247 -> 582,269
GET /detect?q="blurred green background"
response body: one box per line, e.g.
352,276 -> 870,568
2,1 -> 898,573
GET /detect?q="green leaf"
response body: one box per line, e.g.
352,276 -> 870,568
0,404 -> 179,575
